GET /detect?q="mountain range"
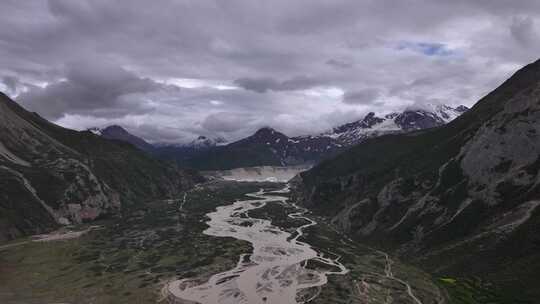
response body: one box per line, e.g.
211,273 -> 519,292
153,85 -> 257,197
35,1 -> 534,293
2,58 -> 540,302
90,104 -> 468,170
292,59 -> 540,300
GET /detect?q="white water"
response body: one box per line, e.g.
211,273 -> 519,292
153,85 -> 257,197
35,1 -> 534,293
166,186 -> 349,304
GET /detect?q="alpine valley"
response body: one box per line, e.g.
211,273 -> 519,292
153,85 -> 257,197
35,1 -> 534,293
1,60 -> 540,304
5,1 -> 540,303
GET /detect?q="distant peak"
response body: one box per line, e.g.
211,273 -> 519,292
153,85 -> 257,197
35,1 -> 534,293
361,112 -> 384,126
188,135 -> 228,148
252,127 -> 289,141
255,127 -> 278,135
214,136 -> 228,145
364,112 -> 376,119
89,125 -> 154,151
455,105 -> 469,112
104,125 -> 128,132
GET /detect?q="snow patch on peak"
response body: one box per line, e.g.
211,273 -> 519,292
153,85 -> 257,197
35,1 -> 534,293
88,127 -> 103,136
405,103 -> 468,123
311,103 -> 468,146
188,135 -> 228,149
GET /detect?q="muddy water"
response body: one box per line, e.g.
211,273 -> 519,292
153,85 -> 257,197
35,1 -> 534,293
166,186 -> 348,304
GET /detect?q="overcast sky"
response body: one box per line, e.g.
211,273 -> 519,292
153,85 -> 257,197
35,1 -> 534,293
1,0 -> 540,143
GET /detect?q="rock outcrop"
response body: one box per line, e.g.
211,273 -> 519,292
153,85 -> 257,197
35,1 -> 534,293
293,59 -> 540,300
0,93 -> 201,242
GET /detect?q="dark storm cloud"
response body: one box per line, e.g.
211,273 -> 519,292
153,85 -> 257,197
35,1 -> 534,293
18,60 -> 169,119
234,76 -> 321,93
1,0 -> 540,142
342,89 -> 382,105
1,76 -> 21,94
134,124 -> 200,144
326,59 -> 353,69
202,112 -> 256,132
510,16 -> 539,48
233,78 -> 280,93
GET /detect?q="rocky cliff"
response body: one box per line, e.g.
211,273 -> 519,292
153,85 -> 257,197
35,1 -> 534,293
0,93 -> 201,242
293,59 -> 540,300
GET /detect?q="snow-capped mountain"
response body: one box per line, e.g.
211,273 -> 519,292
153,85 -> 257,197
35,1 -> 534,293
88,127 -> 103,136
88,104 -> 468,170
294,59 -> 540,301
150,135 -> 230,164
320,104 -> 469,146
188,135 -> 228,149
87,124 -> 233,165
185,127 -> 340,170
184,104 -> 469,170
88,125 -> 228,153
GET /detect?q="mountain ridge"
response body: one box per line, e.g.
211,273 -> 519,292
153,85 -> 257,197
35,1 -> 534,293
292,59 -> 540,300
89,125 -> 155,152
0,93 -> 201,242
184,104 -> 468,170
87,104 -> 467,171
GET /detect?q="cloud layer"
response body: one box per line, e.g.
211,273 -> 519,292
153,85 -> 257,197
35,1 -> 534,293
1,0 -> 540,143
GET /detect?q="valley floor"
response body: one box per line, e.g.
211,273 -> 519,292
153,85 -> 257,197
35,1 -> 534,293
0,181 -> 266,304
0,180 -> 498,304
